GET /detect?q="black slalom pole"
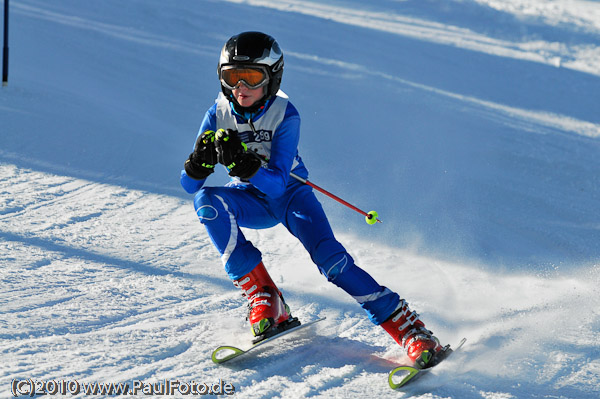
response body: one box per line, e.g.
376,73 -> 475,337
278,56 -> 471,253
2,0 -> 8,86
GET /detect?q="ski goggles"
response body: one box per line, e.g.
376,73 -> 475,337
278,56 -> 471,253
219,65 -> 270,90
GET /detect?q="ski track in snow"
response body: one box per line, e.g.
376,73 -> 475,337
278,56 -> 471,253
223,0 -> 600,77
11,2 -> 216,58
287,50 -> 600,139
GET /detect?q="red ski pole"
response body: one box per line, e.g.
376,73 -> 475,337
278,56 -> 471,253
219,128 -> 382,225
289,172 -> 381,224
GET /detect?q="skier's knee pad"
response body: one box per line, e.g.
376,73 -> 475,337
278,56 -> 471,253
194,188 -> 219,223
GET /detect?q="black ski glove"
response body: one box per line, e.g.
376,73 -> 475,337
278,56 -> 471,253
215,129 -> 262,180
184,130 -> 218,180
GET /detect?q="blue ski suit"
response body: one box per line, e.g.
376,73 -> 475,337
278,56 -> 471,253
181,91 -> 399,325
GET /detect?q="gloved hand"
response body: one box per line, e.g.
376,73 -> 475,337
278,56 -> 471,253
215,129 -> 262,179
184,130 -> 218,180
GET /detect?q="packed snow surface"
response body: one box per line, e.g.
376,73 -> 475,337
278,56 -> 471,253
1,1 -> 599,398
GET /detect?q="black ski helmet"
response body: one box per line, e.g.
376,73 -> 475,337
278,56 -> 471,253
217,32 -> 284,109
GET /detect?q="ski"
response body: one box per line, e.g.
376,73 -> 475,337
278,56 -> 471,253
388,337 -> 467,390
211,317 -> 326,364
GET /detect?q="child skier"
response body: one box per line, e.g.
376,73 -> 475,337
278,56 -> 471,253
181,31 -> 444,367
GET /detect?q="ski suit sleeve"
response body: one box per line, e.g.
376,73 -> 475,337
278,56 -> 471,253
180,106 -> 217,194
248,104 -> 301,198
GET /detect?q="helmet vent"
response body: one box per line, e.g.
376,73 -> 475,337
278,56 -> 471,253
233,55 -> 250,61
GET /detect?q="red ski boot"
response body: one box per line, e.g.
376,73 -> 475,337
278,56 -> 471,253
233,262 -> 298,341
381,299 -> 443,368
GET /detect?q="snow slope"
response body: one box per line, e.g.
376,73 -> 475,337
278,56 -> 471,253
1,0 -> 599,398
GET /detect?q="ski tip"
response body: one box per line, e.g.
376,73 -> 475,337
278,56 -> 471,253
388,366 -> 419,389
211,345 -> 245,364
388,337 -> 467,389
211,317 -> 327,365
